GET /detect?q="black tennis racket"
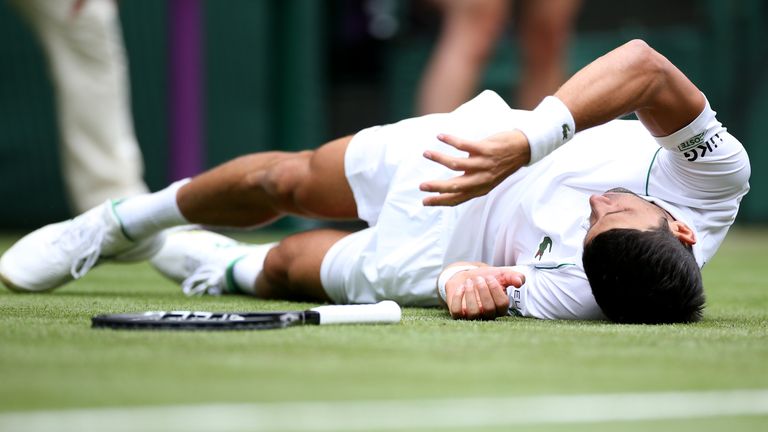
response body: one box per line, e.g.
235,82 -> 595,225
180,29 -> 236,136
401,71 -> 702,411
91,300 -> 401,331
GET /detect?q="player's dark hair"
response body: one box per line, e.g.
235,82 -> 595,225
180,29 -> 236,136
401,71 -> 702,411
582,219 -> 704,324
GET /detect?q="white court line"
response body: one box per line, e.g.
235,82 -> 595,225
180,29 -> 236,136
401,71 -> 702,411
1,389 -> 767,432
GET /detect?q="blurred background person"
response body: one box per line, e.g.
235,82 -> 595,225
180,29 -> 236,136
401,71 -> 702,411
9,0 -> 148,213
417,0 -> 582,113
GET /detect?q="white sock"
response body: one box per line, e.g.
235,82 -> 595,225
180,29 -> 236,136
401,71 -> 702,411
231,243 -> 276,295
113,179 -> 191,240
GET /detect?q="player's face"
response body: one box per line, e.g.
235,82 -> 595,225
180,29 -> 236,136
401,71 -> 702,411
584,188 -> 672,245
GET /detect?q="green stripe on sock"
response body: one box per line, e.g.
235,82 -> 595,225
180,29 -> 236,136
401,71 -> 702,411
224,255 -> 248,294
109,199 -> 135,242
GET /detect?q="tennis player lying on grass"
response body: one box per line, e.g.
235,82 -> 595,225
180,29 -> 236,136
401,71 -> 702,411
0,40 -> 750,324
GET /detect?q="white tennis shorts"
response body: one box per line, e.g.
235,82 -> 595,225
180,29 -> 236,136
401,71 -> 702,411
319,90 -> 516,306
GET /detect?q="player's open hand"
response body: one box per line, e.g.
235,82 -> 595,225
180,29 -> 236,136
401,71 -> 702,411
420,130 -> 530,206
445,267 -> 526,320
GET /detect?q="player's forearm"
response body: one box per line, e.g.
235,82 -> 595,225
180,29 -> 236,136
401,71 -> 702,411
554,39 -> 704,137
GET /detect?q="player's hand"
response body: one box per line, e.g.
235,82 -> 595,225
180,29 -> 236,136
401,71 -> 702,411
445,267 -> 526,320
420,130 -> 530,207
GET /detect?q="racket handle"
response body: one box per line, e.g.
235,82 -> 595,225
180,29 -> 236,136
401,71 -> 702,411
311,301 -> 402,325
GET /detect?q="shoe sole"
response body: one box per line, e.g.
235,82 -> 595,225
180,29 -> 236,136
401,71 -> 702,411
0,270 -> 27,293
0,252 -> 68,293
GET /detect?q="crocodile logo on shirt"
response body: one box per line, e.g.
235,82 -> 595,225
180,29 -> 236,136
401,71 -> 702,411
562,124 -> 571,141
534,236 -> 553,261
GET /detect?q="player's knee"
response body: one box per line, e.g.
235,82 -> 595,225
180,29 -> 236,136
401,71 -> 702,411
263,241 -> 290,282
263,236 -> 307,284
262,239 -> 309,299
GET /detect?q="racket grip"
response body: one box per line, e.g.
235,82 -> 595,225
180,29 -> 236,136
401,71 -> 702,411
311,301 -> 402,325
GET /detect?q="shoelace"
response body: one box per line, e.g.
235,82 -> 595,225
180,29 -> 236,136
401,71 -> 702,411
53,220 -> 106,280
181,264 -> 225,296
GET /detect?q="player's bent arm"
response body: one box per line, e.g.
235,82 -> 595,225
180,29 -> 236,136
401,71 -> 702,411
560,39 -> 749,197
555,39 -> 704,137
437,263 -> 525,320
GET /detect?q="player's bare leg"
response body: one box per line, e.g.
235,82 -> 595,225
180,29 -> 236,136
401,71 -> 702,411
0,135 -> 358,293
147,136 -> 359,299
178,135 -> 357,227
255,229 -> 350,302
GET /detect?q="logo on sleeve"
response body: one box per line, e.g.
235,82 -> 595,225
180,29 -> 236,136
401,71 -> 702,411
677,132 -> 706,151
682,133 -> 723,162
561,124 -> 571,141
534,236 -> 553,260
509,288 -> 523,316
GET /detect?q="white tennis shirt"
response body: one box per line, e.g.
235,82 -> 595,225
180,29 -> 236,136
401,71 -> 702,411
442,91 -> 751,319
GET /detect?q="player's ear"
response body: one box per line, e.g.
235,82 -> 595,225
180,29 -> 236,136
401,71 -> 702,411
669,221 -> 697,246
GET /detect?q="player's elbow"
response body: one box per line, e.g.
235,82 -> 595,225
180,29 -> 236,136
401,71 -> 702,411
622,39 -> 669,78
620,39 -> 675,100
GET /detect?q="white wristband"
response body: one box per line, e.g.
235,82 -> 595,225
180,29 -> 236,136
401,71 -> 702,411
516,96 -> 575,165
437,265 -> 479,302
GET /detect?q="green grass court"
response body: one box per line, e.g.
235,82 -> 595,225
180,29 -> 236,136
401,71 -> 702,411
0,228 -> 766,431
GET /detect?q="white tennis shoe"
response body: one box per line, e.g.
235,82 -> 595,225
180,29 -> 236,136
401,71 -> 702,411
0,200 -> 165,292
150,228 -> 271,296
